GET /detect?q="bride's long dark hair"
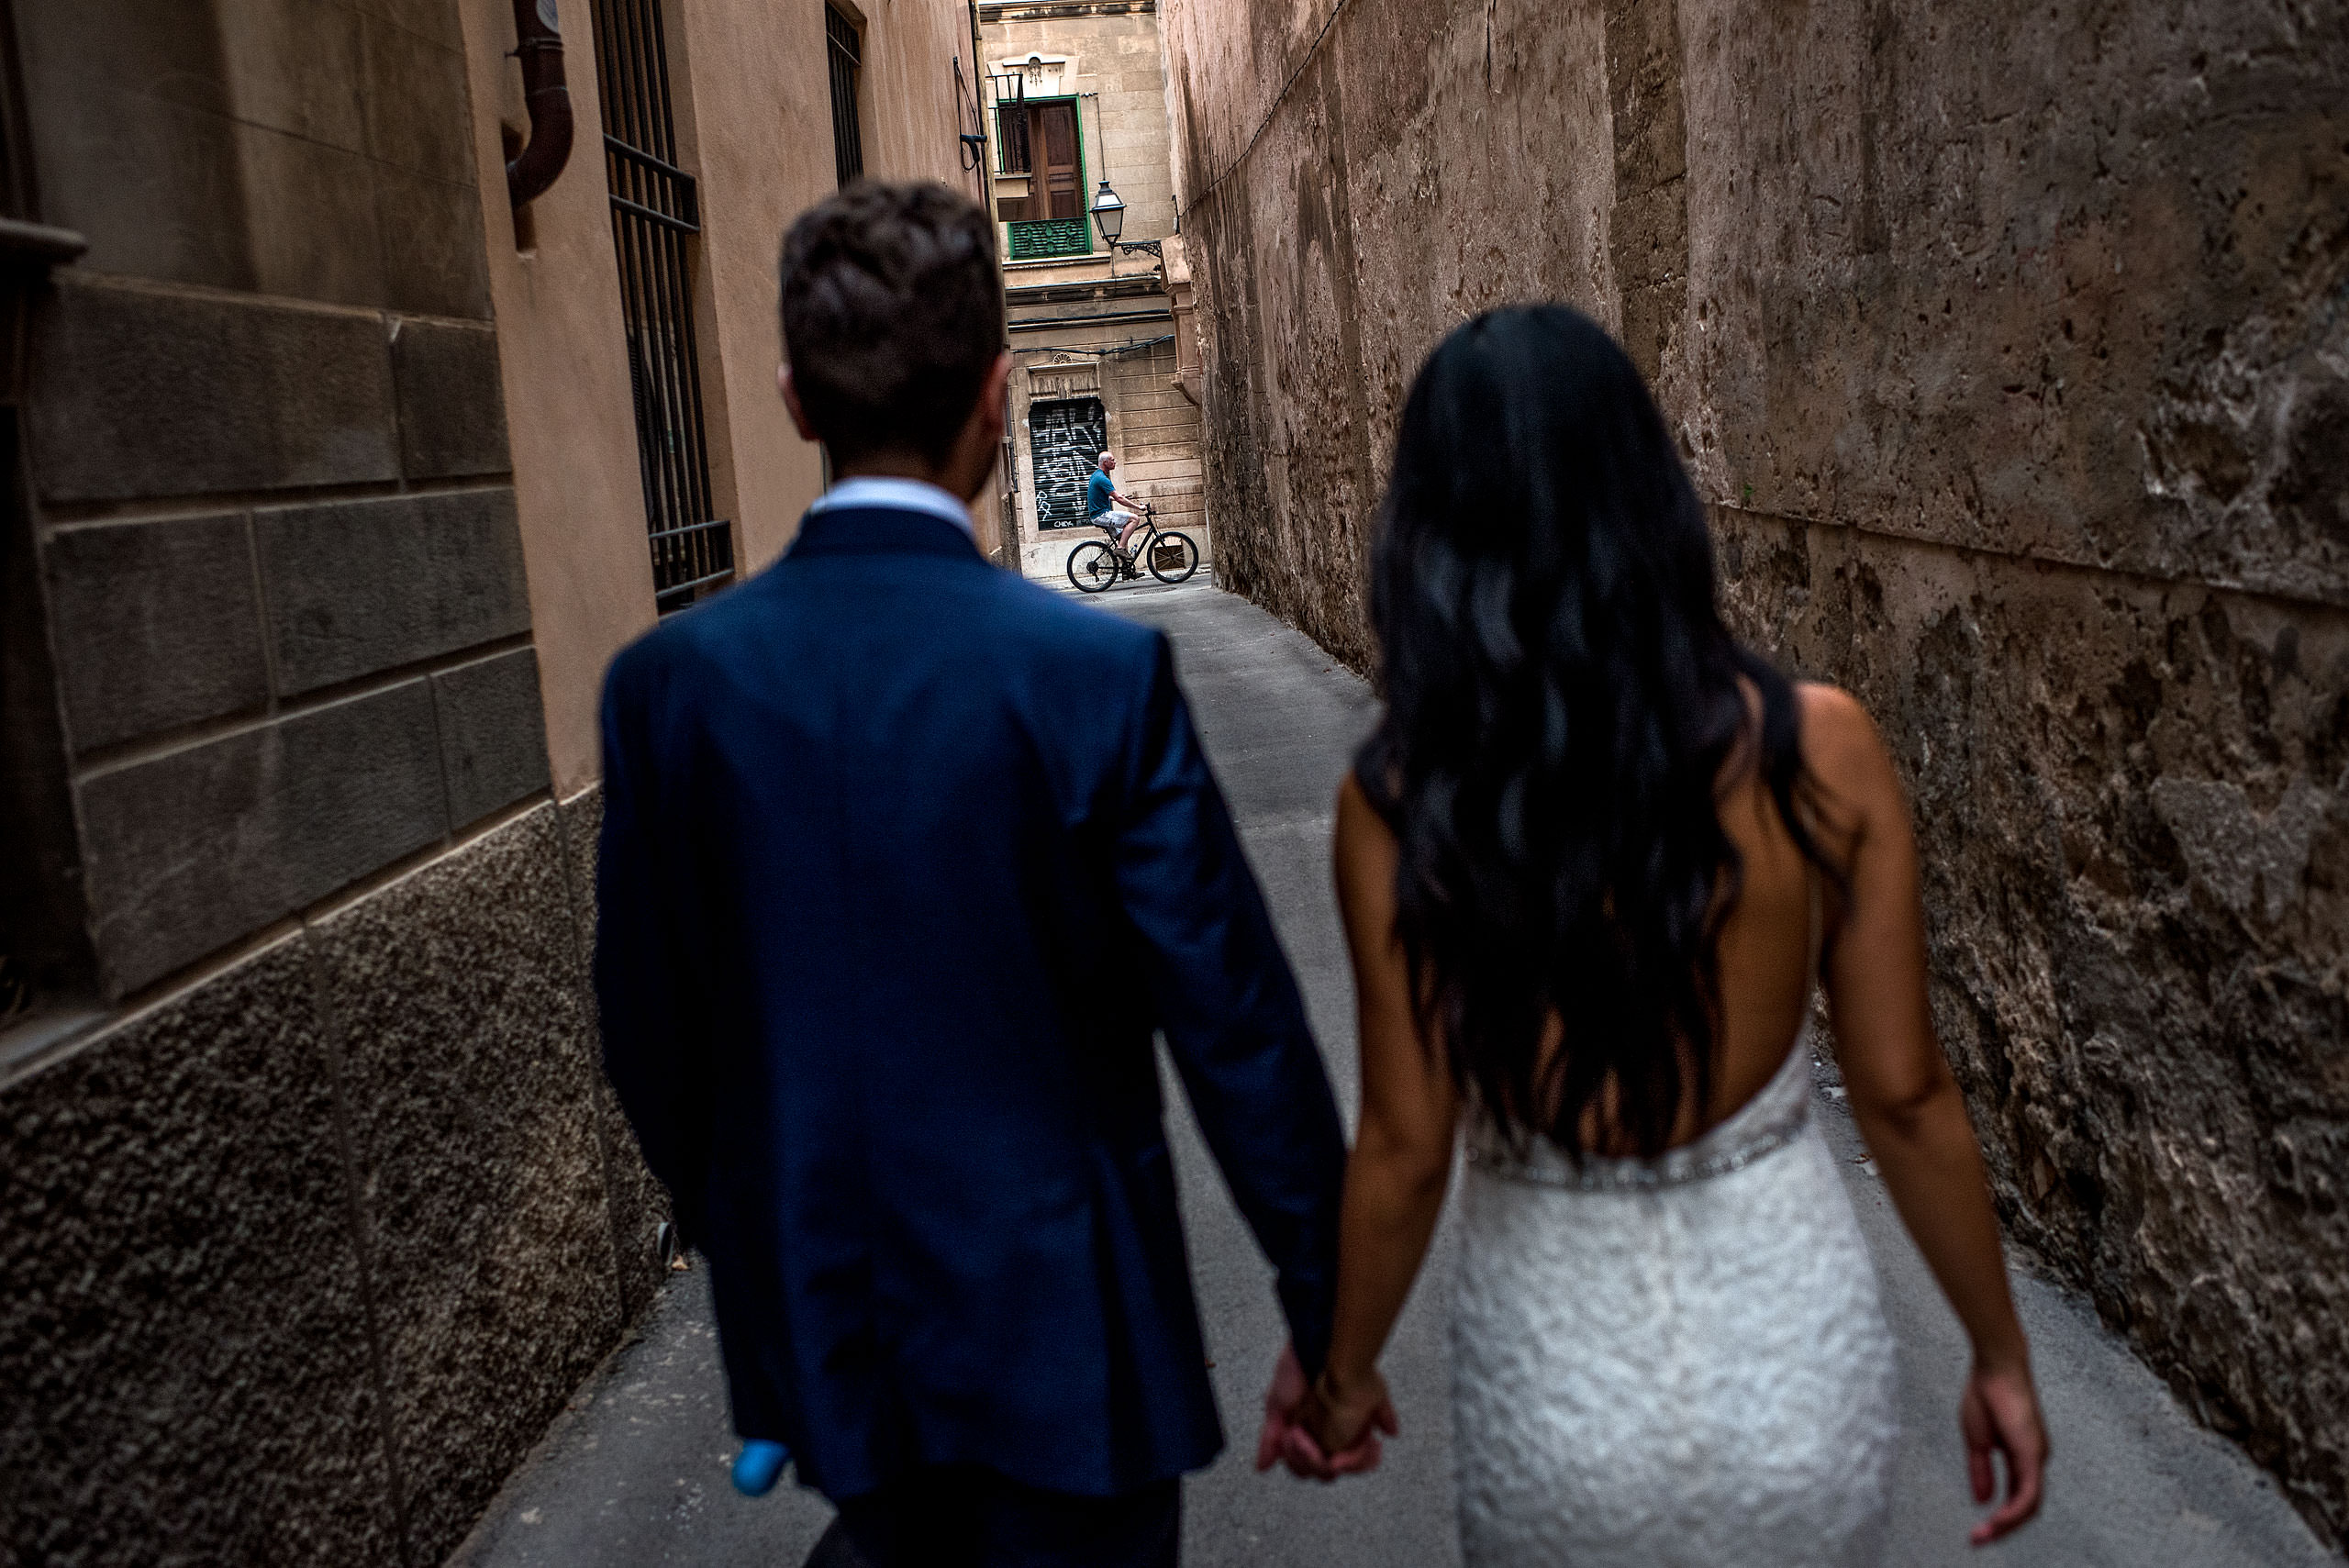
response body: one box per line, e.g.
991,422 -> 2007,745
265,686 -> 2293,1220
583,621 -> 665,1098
1358,306 -> 1838,1161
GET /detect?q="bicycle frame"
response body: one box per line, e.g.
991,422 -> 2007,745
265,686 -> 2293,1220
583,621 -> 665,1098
1106,508 -> 1170,562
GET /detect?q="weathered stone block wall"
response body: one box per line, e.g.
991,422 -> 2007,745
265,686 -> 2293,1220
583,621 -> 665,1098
1164,0 -> 1621,666
0,796 -> 663,1568
0,2 -> 670,1562
15,0 -> 540,1001
1162,0 -> 2349,1538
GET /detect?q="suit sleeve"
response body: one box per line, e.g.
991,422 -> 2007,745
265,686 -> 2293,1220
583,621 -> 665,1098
593,651 -> 713,1246
1112,632 -> 1347,1377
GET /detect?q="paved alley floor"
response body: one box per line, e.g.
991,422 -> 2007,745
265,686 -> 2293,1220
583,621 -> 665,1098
451,573 -> 2338,1568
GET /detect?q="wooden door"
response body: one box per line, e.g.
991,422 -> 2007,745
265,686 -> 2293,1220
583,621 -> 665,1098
1036,102 -> 1080,219
995,102 -> 1077,222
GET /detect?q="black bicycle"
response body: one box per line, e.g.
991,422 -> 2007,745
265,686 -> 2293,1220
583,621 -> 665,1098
1066,505 -> 1201,593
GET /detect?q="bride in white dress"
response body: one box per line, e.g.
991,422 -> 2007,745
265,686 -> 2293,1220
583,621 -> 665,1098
1269,306 -> 2050,1563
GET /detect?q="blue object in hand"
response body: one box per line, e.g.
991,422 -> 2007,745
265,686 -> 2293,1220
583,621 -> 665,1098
732,1439 -> 791,1497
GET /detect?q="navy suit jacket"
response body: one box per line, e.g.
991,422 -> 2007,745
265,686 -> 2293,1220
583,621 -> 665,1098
595,506 -> 1345,1502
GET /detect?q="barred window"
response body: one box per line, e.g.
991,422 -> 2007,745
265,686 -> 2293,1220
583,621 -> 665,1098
826,6 -> 863,187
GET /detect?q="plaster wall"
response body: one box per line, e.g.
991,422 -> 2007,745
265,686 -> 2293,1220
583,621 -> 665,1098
1163,0 -> 2349,1539
459,0 -> 995,793
459,0 -> 655,798
673,0 -> 992,572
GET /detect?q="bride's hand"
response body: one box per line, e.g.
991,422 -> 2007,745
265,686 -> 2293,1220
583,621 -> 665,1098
1960,1360 -> 2048,1544
1283,1364 -> 1397,1481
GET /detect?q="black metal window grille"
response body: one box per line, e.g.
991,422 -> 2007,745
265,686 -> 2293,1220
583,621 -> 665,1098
997,103 -> 1030,175
826,6 -> 863,187
592,0 -> 734,612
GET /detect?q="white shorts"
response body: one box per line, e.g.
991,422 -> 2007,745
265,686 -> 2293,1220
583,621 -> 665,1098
1098,507 -> 1140,531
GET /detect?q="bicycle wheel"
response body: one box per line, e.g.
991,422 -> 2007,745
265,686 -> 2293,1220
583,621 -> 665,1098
1145,530 -> 1200,584
1066,539 -> 1121,593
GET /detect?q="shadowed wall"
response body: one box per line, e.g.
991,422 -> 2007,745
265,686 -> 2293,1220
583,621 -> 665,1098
0,0 -> 983,1562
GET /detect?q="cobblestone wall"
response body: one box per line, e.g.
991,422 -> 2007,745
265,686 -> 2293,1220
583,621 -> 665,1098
1161,0 -> 2349,1539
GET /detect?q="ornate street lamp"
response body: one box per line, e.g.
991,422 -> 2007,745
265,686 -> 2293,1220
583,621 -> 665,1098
1089,179 -> 1161,261
1089,179 -> 1126,245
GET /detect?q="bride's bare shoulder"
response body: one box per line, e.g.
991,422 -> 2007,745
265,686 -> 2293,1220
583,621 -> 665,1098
1794,681 -> 1905,817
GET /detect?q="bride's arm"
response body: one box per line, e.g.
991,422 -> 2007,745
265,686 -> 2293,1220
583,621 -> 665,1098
1297,775 -> 1459,1457
1805,684 -> 2050,1544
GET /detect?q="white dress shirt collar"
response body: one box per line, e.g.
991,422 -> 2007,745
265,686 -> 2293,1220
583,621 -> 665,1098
807,475 -> 975,539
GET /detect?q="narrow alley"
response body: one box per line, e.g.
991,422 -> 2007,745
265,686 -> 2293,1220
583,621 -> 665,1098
449,576 -> 2334,1568
8,0 -> 2345,1560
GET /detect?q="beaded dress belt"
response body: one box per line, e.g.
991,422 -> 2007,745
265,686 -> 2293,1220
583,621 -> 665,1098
1464,1094 -> 1810,1194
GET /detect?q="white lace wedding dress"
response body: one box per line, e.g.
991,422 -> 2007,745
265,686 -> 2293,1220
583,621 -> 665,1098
1451,1023 -> 1898,1566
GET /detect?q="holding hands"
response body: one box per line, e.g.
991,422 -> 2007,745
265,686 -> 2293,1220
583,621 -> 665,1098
1254,1342 -> 1397,1483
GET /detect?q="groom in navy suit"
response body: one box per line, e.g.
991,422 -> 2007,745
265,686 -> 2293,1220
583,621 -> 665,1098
594,183 -> 1351,1565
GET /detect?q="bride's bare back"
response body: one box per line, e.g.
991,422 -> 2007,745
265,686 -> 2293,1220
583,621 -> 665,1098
1537,681 -> 1865,1154
1303,680 -> 2050,1552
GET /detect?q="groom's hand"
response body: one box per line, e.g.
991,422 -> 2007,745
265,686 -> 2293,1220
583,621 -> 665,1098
1254,1342 -> 1310,1473
1291,1363 -> 1397,1481
1258,1345 -> 1395,1482
1255,1343 -> 1379,1479
1280,1416 -> 1388,1482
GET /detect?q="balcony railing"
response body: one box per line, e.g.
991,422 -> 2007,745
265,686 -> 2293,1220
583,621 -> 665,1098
1007,217 -> 1090,261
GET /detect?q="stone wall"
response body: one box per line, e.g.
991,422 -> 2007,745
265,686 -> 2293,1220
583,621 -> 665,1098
0,2 -> 667,1562
1161,0 -> 2349,1540
12,0 -> 546,1003
0,794 -> 662,1568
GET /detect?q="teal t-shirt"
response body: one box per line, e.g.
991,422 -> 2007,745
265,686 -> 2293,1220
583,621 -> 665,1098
1085,470 -> 1115,518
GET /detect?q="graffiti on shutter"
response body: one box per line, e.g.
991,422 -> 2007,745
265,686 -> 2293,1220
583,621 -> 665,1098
1029,397 -> 1108,530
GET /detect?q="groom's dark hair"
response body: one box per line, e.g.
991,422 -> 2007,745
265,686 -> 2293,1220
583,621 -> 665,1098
779,181 -> 1002,467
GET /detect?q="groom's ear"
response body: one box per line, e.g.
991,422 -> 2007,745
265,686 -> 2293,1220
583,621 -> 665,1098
779,362 -> 822,445
968,351 -> 1010,451
941,352 -> 1011,502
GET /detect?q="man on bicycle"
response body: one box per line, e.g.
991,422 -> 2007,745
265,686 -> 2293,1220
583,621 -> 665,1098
1086,451 -> 1148,559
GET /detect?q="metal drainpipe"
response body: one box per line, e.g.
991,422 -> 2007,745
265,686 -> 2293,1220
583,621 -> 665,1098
506,0 -> 573,208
